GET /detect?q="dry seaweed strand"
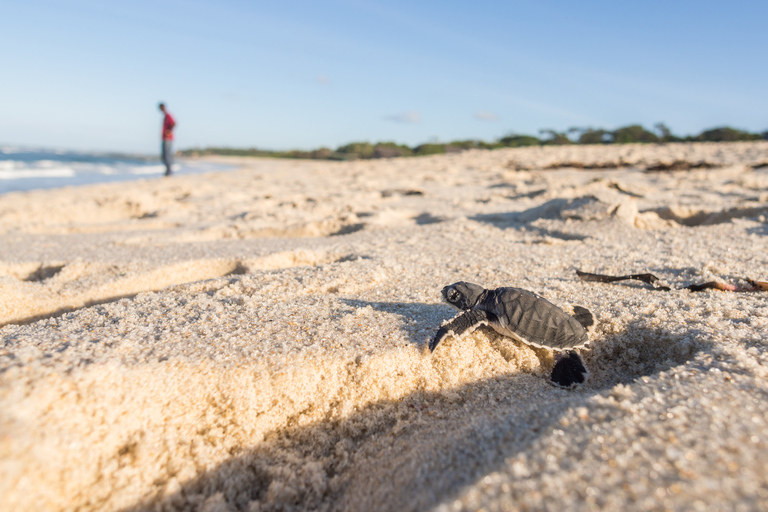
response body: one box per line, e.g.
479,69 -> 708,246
575,270 -> 671,291
576,270 -> 767,293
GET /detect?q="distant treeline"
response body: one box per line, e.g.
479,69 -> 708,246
180,124 -> 768,161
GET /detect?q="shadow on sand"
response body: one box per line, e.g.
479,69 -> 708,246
470,203 -> 589,242
338,298 -> 454,347
121,319 -> 705,512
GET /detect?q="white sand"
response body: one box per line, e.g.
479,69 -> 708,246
1,142 -> 767,511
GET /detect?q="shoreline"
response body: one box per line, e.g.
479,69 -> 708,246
0,155 -> 236,196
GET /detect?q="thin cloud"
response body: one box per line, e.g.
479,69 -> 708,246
474,110 -> 499,121
317,74 -> 329,84
384,111 -> 421,124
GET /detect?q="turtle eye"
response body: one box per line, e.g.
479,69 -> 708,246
447,289 -> 461,303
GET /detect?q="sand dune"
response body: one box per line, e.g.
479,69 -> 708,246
1,142 -> 767,511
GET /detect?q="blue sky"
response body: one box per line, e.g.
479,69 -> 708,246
1,0 -> 766,153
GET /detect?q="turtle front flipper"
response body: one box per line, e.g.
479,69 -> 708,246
551,350 -> 588,388
429,309 -> 490,352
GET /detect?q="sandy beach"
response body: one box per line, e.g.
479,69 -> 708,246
1,141 -> 768,511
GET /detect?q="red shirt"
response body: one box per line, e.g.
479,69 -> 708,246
162,112 -> 176,141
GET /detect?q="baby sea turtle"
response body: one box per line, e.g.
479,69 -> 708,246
429,282 -> 596,388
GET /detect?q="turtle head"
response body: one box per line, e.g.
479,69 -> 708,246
441,282 -> 486,310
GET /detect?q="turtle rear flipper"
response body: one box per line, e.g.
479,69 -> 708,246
572,306 -> 595,332
551,351 -> 588,388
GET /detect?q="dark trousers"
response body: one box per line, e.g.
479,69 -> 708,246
162,139 -> 173,176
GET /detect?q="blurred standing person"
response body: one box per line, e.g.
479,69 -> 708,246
158,103 -> 176,176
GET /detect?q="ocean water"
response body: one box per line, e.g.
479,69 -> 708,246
0,146 -> 234,195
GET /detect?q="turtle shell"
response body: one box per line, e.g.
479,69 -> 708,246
483,287 -> 589,350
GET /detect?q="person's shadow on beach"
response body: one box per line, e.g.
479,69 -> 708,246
121,319 -> 706,512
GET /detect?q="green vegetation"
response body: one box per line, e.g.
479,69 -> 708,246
569,127 -> 608,145
611,124 -> 659,144
498,134 -> 541,147
180,124 -> 767,160
539,129 -> 572,145
335,141 -> 415,159
696,127 -> 763,142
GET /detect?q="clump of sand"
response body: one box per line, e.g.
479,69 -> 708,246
1,142 -> 767,511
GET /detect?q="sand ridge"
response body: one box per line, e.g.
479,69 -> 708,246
1,142 -> 767,511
